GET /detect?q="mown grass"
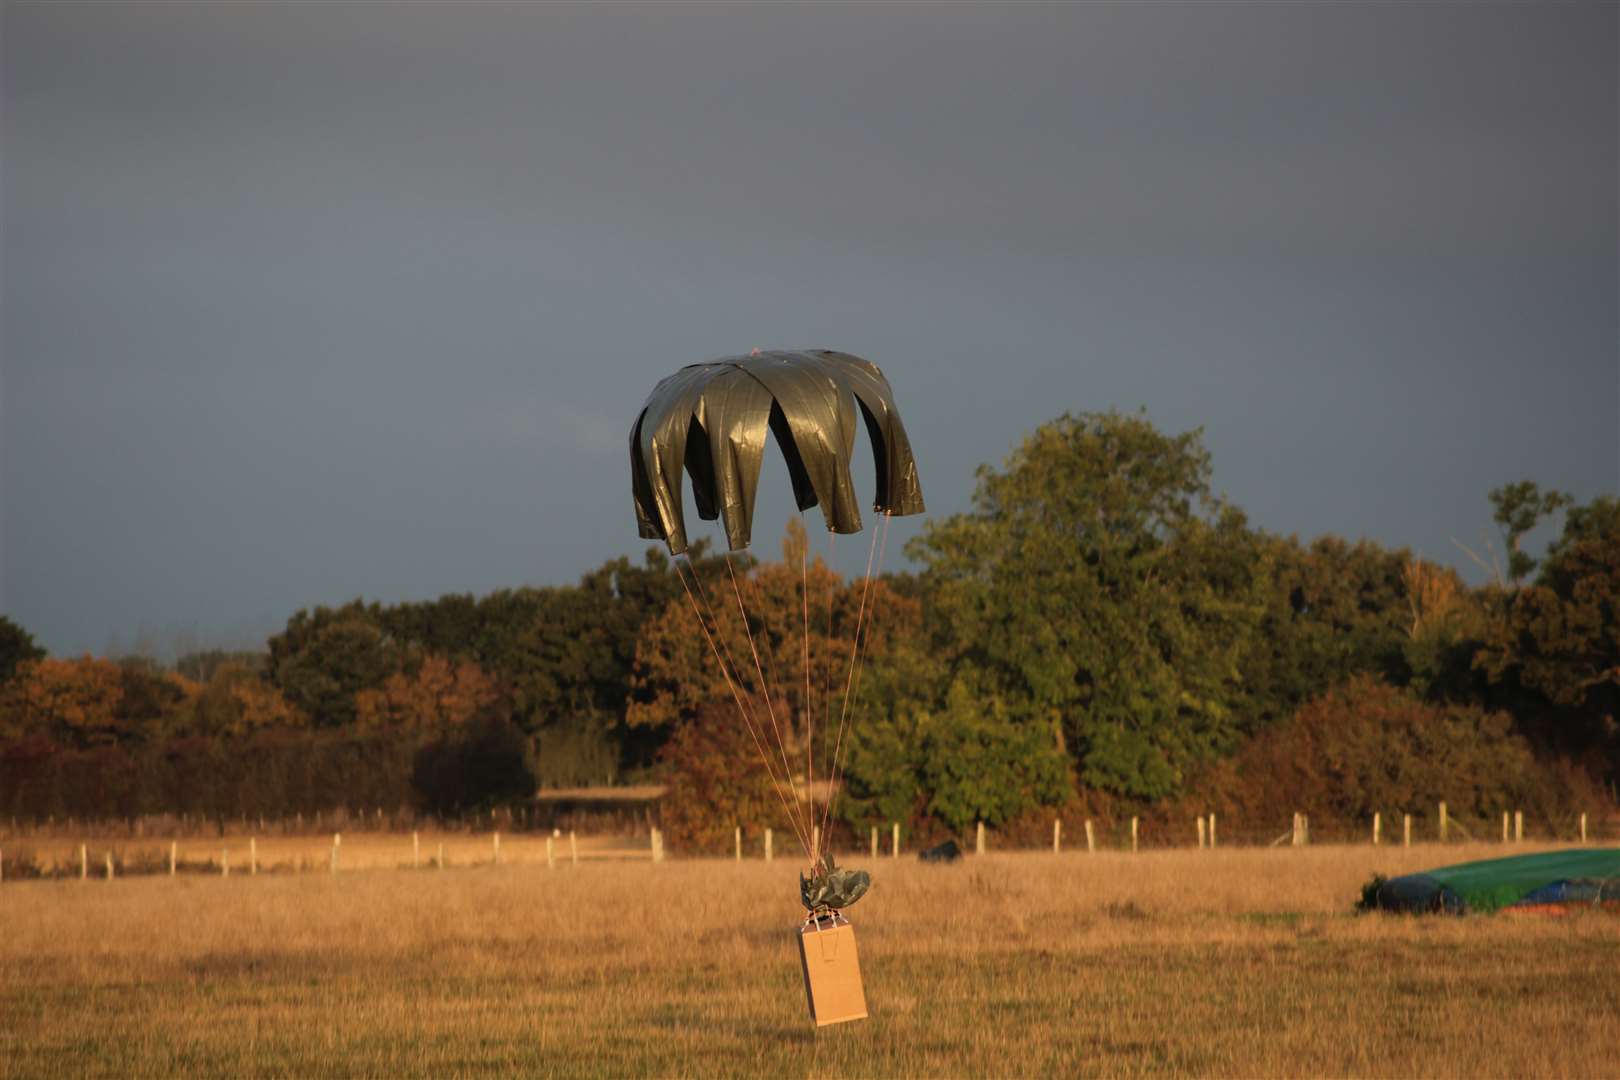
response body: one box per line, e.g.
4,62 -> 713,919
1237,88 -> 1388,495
2,842 -> 1617,1077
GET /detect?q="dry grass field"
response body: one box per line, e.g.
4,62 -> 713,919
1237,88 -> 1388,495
3,839 -> 1618,1078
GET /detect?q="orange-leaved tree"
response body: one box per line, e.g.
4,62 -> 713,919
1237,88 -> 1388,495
355,654 -> 502,733
1,657 -> 127,747
628,540 -> 921,788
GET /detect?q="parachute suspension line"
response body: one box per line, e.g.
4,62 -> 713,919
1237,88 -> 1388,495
800,513 -> 813,833
679,555 -> 812,858
820,512 -> 892,849
735,560 -> 798,823
676,556 -> 811,858
820,530 -> 839,800
725,552 -> 809,849
816,529 -> 841,865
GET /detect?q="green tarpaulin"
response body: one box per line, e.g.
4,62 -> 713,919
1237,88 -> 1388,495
1370,848 -> 1620,914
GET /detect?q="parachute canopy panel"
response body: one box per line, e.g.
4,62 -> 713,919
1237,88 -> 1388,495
1368,848 -> 1620,914
629,350 -> 925,555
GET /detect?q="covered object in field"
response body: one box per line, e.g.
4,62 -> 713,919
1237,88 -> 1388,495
1367,848 -> 1620,914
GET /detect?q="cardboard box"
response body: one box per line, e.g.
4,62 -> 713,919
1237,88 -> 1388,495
797,913 -> 868,1026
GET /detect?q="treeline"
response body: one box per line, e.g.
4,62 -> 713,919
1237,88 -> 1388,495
1,412 -> 1614,845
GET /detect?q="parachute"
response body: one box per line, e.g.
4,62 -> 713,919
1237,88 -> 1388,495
629,349 -> 924,556
627,349 -> 925,888
1363,848 -> 1620,915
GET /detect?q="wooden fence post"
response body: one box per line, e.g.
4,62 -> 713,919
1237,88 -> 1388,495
1502,811 -> 1509,843
546,835 -> 555,869
170,841 -> 177,876
1130,816 -> 1138,853
80,843 -> 88,880
1291,813 -> 1301,848
891,822 -> 900,858
1373,812 -> 1381,846
1403,813 -> 1411,848
652,828 -> 664,864
1197,817 -> 1206,849
413,832 -> 420,869
437,842 -> 445,870
870,826 -> 878,859
1085,819 -> 1096,854
765,828 -> 773,863
1053,819 -> 1061,854
494,831 -> 501,865
249,837 -> 257,876
735,826 -> 742,862
1514,810 -> 1523,843
221,850 -> 229,878
331,833 -> 340,874
570,830 -> 578,867
1438,802 -> 1448,842
976,821 -> 985,856
105,851 -> 114,881
1581,813 -> 1588,843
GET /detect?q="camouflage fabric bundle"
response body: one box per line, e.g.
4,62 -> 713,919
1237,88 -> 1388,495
800,854 -> 870,916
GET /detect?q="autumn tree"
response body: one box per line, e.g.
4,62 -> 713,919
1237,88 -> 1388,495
1184,675 -> 1601,828
628,530 -> 922,789
354,654 -> 501,733
189,662 -> 307,737
2,657 -> 126,747
659,697 -> 799,852
175,649 -> 266,683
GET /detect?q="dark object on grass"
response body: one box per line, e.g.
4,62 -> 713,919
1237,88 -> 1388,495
800,853 -> 871,916
919,839 -> 962,864
1359,848 -> 1620,915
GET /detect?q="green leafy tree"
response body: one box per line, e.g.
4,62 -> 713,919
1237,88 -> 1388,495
1489,481 -> 1573,585
910,411 -> 1267,799
0,616 -> 45,685
1239,534 -> 1426,722
114,658 -> 196,745
268,605 -> 411,727
917,678 -> 1070,833
837,641 -> 945,829
1477,495 -> 1620,777
510,548 -> 717,783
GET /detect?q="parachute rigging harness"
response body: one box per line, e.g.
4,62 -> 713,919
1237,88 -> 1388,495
800,853 -> 871,928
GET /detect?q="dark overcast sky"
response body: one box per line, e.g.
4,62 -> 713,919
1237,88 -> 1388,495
3,1 -> 1616,657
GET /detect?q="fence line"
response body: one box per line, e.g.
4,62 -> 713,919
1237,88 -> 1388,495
0,806 -> 1611,883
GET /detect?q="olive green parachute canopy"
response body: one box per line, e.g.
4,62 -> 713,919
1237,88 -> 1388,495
629,350 -> 925,555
